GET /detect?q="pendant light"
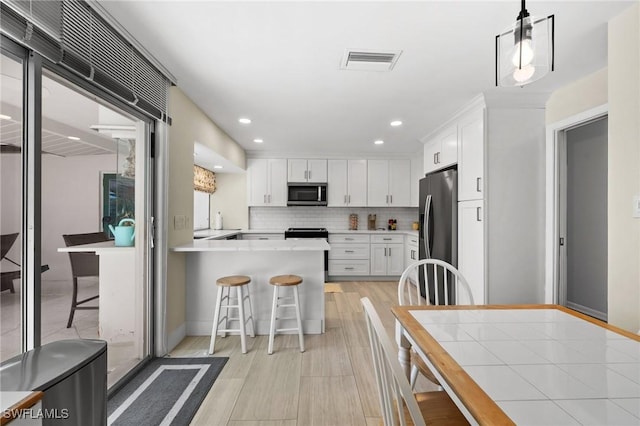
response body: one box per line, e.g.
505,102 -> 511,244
495,0 -> 554,87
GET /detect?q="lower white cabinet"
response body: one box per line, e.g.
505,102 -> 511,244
240,233 -> 284,240
458,200 -> 485,304
328,233 -> 370,276
404,235 -> 419,270
370,234 -> 404,276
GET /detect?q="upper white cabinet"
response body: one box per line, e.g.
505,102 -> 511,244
247,158 -> 287,206
423,125 -> 458,174
288,159 -> 327,183
367,159 -> 411,207
458,108 -> 484,201
327,159 -> 367,207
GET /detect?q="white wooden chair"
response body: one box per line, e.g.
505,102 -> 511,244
361,297 -> 468,426
398,259 -> 474,388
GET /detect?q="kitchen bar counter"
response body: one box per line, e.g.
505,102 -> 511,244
172,239 -> 327,336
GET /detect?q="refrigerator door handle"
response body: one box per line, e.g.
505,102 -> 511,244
423,194 -> 432,259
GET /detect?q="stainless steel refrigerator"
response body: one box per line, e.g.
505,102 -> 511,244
419,167 -> 457,304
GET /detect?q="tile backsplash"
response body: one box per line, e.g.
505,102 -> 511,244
249,207 -> 418,231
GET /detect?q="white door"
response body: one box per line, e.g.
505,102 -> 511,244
410,155 -> 423,207
248,158 -> 268,206
269,159 -> 288,206
367,160 -> 389,206
458,109 -> 484,201
423,139 -> 440,174
327,160 -> 347,206
369,244 -> 387,275
347,159 -> 367,206
288,159 -> 308,182
458,199 -> 485,304
388,159 -> 411,206
387,244 -> 405,275
307,159 -> 327,182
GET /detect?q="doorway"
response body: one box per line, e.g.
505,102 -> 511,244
558,116 -> 608,320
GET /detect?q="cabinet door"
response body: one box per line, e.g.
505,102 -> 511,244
423,139 -> 440,174
347,159 -> 367,206
327,160 -> 348,206
288,159 -> 308,182
458,200 -> 485,304
410,155 -> 423,207
439,125 -> 458,168
458,109 -> 484,201
269,159 -> 288,206
307,159 -> 327,182
247,158 -> 268,206
369,244 -> 387,275
367,160 -> 389,206
387,244 -> 405,275
388,159 -> 411,206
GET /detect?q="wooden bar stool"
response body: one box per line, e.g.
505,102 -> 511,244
209,275 -> 255,355
268,274 -> 304,354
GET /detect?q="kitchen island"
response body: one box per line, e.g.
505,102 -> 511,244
172,239 -> 329,336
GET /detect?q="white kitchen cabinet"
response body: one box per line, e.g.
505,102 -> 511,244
328,233 -> 370,276
458,108 -> 484,201
410,155 -> 423,207
458,199 -> 484,305
247,158 -> 287,206
370,234 -> 404,276
287,159 -> 327,183
367,159 -> 411,207
404,234 -> 419,271
327,159 -> 367,206
423,125 -> 457,174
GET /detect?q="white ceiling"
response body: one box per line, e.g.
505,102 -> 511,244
98,0 -> 634,157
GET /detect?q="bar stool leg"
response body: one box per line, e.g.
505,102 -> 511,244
236,286 -> 247,354
209,286 -> 224,354
268,285 -> 279,355
221,287 -> 230,338
293,286 -> 305,352
244,285 -> 256,338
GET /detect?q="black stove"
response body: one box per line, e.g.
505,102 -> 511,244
284,228 -> 329,280
284,228 -> 329,239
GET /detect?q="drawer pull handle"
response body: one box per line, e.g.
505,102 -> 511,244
383,238 -> 392,241
345,250 -> 355,253
259,237 -> 268,240
344,267 -> 354,270
345,238 -> 354,241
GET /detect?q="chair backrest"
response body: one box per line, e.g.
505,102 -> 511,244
62,232 -> 109,278
361,297 -> 426,426
1,233 -> 19,260
398,259 -> 474,306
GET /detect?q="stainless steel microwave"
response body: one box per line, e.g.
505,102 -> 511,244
287,183 -> 327,206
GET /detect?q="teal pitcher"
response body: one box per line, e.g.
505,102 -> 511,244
109,218 -> 135,247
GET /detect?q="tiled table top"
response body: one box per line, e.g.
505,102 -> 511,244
395,306 -> 640,425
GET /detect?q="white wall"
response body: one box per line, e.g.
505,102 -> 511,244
42,155 -> 117,280
210,173 -> 248,230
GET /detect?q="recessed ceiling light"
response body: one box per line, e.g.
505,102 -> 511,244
390,120 -> 403,127
374,140 -> 384,145
0,114 -> 11,120
238,117 -> 251,124
67,136 -> 80,141
253,138 -> 263,143
213,165 -> 223,170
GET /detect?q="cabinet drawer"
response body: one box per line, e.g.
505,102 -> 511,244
371,234 -> 404,244
405,235 -> 419,245
328,260 -> 370,276
328,233 -> 370,243
328,244 -> 369,260
241,233 -> 284,240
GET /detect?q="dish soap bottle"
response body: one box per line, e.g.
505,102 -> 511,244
214,211 -> 223,230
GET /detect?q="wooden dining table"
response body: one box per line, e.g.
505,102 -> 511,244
392,304 -> 640,425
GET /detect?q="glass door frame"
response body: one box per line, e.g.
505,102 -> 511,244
2,34 -> 157,371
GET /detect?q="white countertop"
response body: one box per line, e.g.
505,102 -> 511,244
328,229 -> 419,236
57,241 -> 134,253
173,239 -> 330,252
193,228 -> 418,240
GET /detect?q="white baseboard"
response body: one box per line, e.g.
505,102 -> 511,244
167,323 -> 187,353
566,302 -> 607,322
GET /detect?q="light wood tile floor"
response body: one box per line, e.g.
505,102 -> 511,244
170,281 -> 436,426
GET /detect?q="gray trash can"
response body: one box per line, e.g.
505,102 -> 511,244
0,339 -> 107,426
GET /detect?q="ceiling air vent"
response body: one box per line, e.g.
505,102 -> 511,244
341,49 -> 402,72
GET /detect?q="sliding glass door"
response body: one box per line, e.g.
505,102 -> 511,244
0,35 -> 155,387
